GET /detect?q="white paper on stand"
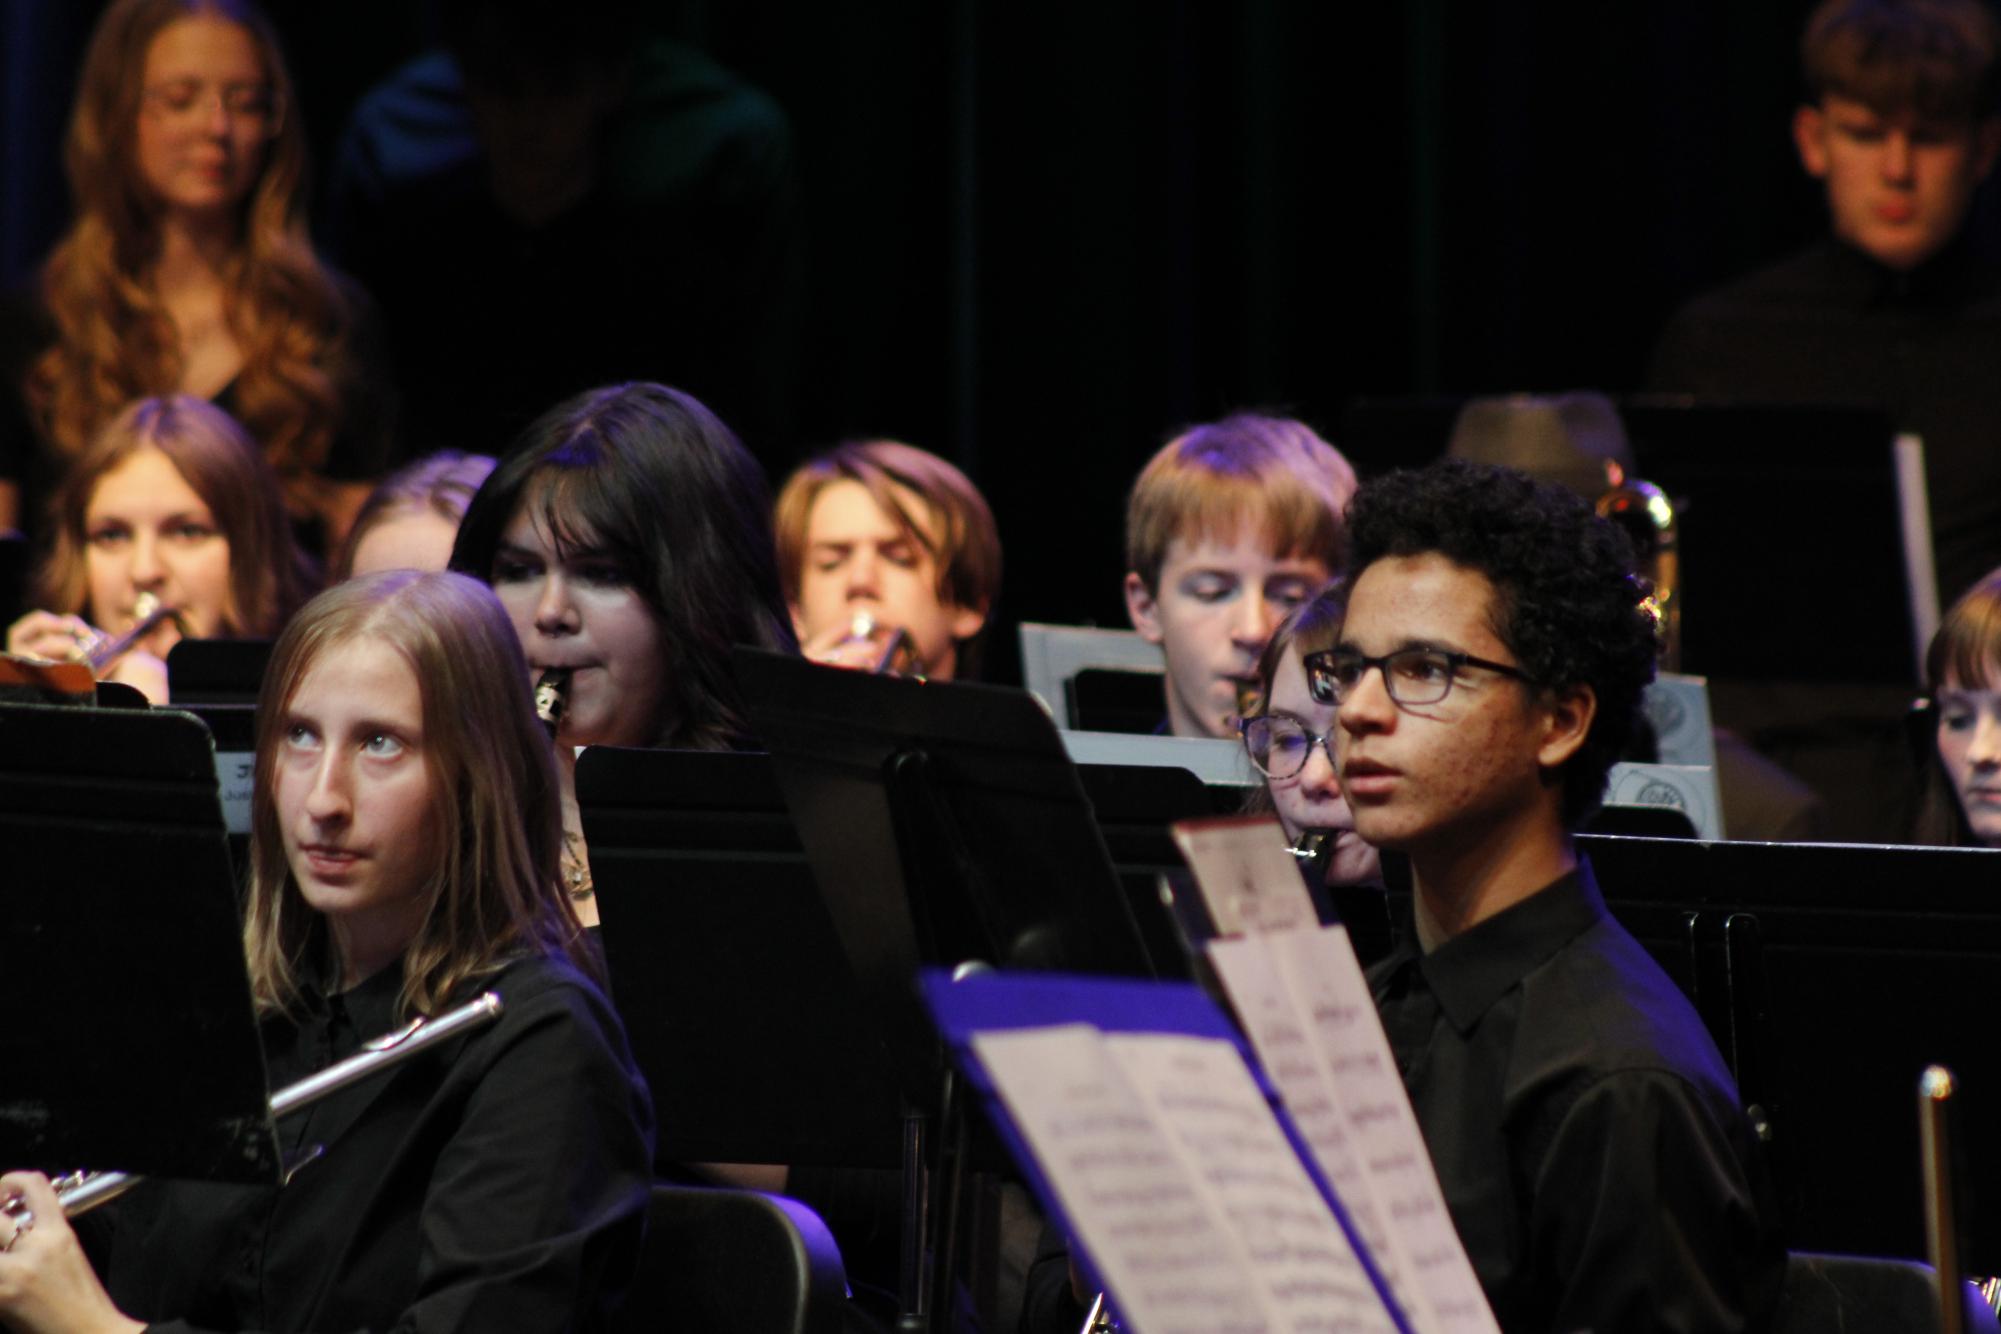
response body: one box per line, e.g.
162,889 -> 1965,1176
1172,817 -> 1319,936
973,1024 -> 1274,1333
1105,1031 -> 1402,1333
1174,815 -> 1501,1334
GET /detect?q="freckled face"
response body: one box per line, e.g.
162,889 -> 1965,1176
1333,553 -> 1549,856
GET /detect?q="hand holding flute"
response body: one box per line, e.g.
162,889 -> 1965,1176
0,1171 -> 146,1334
5,593 -> 181,703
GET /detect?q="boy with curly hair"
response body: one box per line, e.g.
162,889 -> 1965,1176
1321,459 -> 1784,1331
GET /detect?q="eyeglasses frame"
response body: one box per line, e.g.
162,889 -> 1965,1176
1238,712 -> 1339,781
1302,645 -> 1533,709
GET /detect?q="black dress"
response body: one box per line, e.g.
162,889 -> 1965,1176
88,951 -> 655,1333
0,281 -> 399,556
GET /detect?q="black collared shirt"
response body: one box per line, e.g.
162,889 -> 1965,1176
1369,862 -> 1784,1333
90,952 -> 655,1333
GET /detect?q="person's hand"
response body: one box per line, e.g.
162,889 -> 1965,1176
1069,1255 -> 1095,1304
101,649 -> 170,704
0,1172 -> 145,1334
800,617 -> 906,674
5,611 -> 100,665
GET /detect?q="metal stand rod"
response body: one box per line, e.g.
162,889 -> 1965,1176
1922,1064 -> 1964,1334
897,1104 -> 931,1331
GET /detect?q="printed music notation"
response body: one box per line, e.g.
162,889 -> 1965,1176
1178,818 -> 1501,1334
973,1023 -> 1400,1334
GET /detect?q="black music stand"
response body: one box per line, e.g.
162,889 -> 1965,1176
1069,667 -> 1167,735
0,534 -> 28,630
579,748 -> 1217,1169
0,703 -> 279,1183
167,638 -> 274,705
1578,833 -> 2001,1271
1070,763 -> 1212,979
735,649 -> 1164,1330
1617,400 -> 1914,684
1339,396 -> 1917,682
735,650 -> 1158,1106
578,746 -> 904,1170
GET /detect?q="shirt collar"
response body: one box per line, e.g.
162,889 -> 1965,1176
1418,859 -> 1608,1035
1821,231 -> 1997,310
299,954 -> 407,1042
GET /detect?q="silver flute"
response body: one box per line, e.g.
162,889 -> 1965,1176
6,992 -> 502,1221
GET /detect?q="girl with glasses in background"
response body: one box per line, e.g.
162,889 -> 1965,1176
1239,582 -> 1383,892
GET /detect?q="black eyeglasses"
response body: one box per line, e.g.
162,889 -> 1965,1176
1303,646 -> 1531,707
1239,714 -> 1335,780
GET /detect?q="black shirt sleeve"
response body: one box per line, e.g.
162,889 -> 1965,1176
106,960 -> 654,1334
1017,1217 -> 1088,1334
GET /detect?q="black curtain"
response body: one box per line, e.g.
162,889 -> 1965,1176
1,0 -> 1876,637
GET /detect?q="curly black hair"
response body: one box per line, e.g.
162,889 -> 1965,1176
1345,459 -> 1659,826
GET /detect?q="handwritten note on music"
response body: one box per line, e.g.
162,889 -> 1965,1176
1172,817 -> 1318,937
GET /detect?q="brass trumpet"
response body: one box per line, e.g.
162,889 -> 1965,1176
2,992 -> 502,1223
1596,467 -> 1680,671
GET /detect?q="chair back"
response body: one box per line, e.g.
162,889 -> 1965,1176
613,1186 -> 850,1334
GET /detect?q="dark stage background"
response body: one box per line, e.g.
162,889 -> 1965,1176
3,0 -> 1921,668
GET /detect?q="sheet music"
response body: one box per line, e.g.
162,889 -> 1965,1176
1104,1031 -> 1402,1334
1210,934 -> 1410,1321
1176,815 -> 1499,1334
1172,818 -> 1319,936
973,1025 -> 1275,1333
1269,927 -> 1498,1333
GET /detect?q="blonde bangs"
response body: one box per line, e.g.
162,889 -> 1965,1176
1128,467 -> 1345,588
